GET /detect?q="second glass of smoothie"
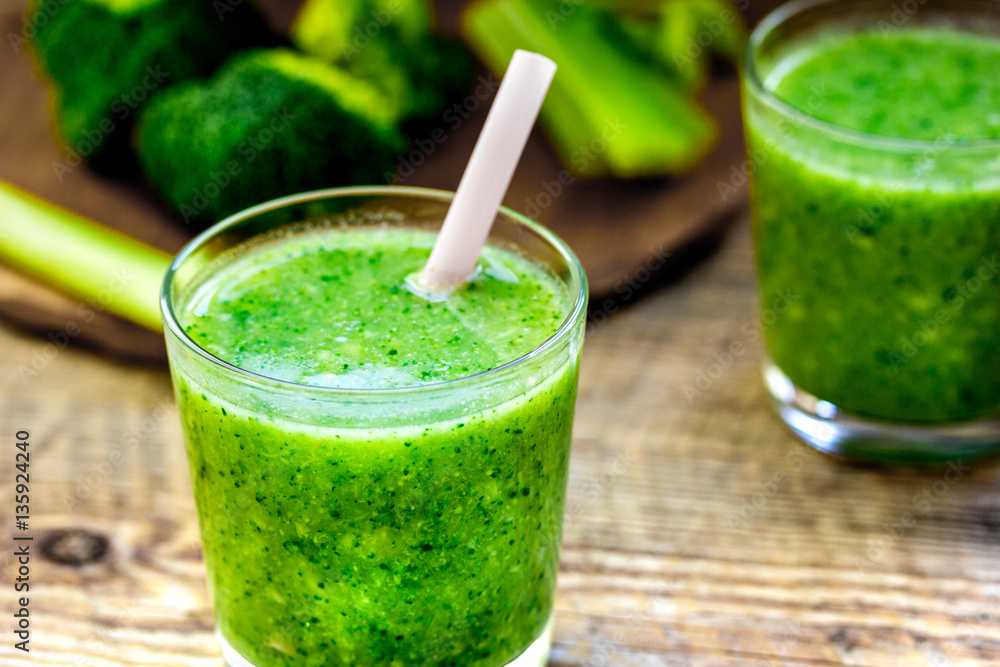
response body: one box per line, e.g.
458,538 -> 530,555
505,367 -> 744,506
743,0 -> 1000,463
161,187 -> 588,666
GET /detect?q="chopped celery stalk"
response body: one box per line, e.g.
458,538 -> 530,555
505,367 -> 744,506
657,1 -> 711,90
663,0 -> 747,64
0,181 -> 170,331
462,0 -> 717,178
614,12 -> 659,49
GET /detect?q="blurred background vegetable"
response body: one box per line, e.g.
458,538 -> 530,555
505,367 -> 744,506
462,0 -> 743,178
291,0 -> 474,131
29,0 -> 474,228
0,181 -> 168,331
135,49 -> 408,226
27,0 -> 276,172
605,0 -> 747,90
3,0 -> 756,352
27,0 -> 745,224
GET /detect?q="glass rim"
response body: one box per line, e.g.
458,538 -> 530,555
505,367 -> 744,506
160,186 -> 588,399
744,0 -> 1000,151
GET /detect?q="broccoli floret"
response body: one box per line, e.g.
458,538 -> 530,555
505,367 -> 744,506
292,0 -> 432,59
134,49 -> 408,227
28,0 -> 275,169
291,0 -> 474,130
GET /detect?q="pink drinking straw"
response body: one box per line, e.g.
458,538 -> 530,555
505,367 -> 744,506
410,50 -> 557,298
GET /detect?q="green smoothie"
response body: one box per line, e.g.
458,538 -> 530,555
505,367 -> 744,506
746,26 -> 1000,422
171,224 -> 580,666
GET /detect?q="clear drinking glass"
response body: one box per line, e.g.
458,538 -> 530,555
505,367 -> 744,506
742,0 -> 1000,463
160,187 -> 588,666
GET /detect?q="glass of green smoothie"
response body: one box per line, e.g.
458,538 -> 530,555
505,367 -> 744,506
743,0 -> 1000,463
160,186 -> 587,666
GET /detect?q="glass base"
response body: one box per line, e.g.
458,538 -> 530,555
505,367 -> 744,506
219,614 -> 553,667
763,361 -> 1000,465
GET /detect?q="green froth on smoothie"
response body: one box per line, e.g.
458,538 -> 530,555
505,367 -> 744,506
180,226 -> 569,388
747,26 -> 1000,423
767,28 -> 1000,141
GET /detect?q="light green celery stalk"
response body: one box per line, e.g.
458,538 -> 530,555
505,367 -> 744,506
589,0 -> 747,91
462,0 -> 717,178
0,180 -> 170,331
656,0 -> 712,89
658,0 -> 747,67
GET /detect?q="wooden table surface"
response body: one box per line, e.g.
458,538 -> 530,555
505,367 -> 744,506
3,0 -> 1000,665
3,211 -> 1000,666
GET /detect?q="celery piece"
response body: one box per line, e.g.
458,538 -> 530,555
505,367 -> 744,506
0,181 -> 170,331
611,12 -> 659,56
462,0 -> 717,178
656,1 -> 712,90
592,1 -> 747,91
662,0 -> 747,65
597,8 -> 706,92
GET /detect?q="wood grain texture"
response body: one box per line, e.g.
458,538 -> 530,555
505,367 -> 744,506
2,0 -> 1000,665
3,217 -> 1000,666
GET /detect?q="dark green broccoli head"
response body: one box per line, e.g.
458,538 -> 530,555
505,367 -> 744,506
291,0 -> 474,129
28,0 -> 275,168
394,33 -> 476,132
135,49 -> 408,228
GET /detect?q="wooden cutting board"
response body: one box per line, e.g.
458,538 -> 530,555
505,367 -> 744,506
0,0 -> 755,362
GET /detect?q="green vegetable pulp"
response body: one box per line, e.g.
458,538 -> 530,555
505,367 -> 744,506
174,226 -> 578,665
747,27 -> 1000,422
